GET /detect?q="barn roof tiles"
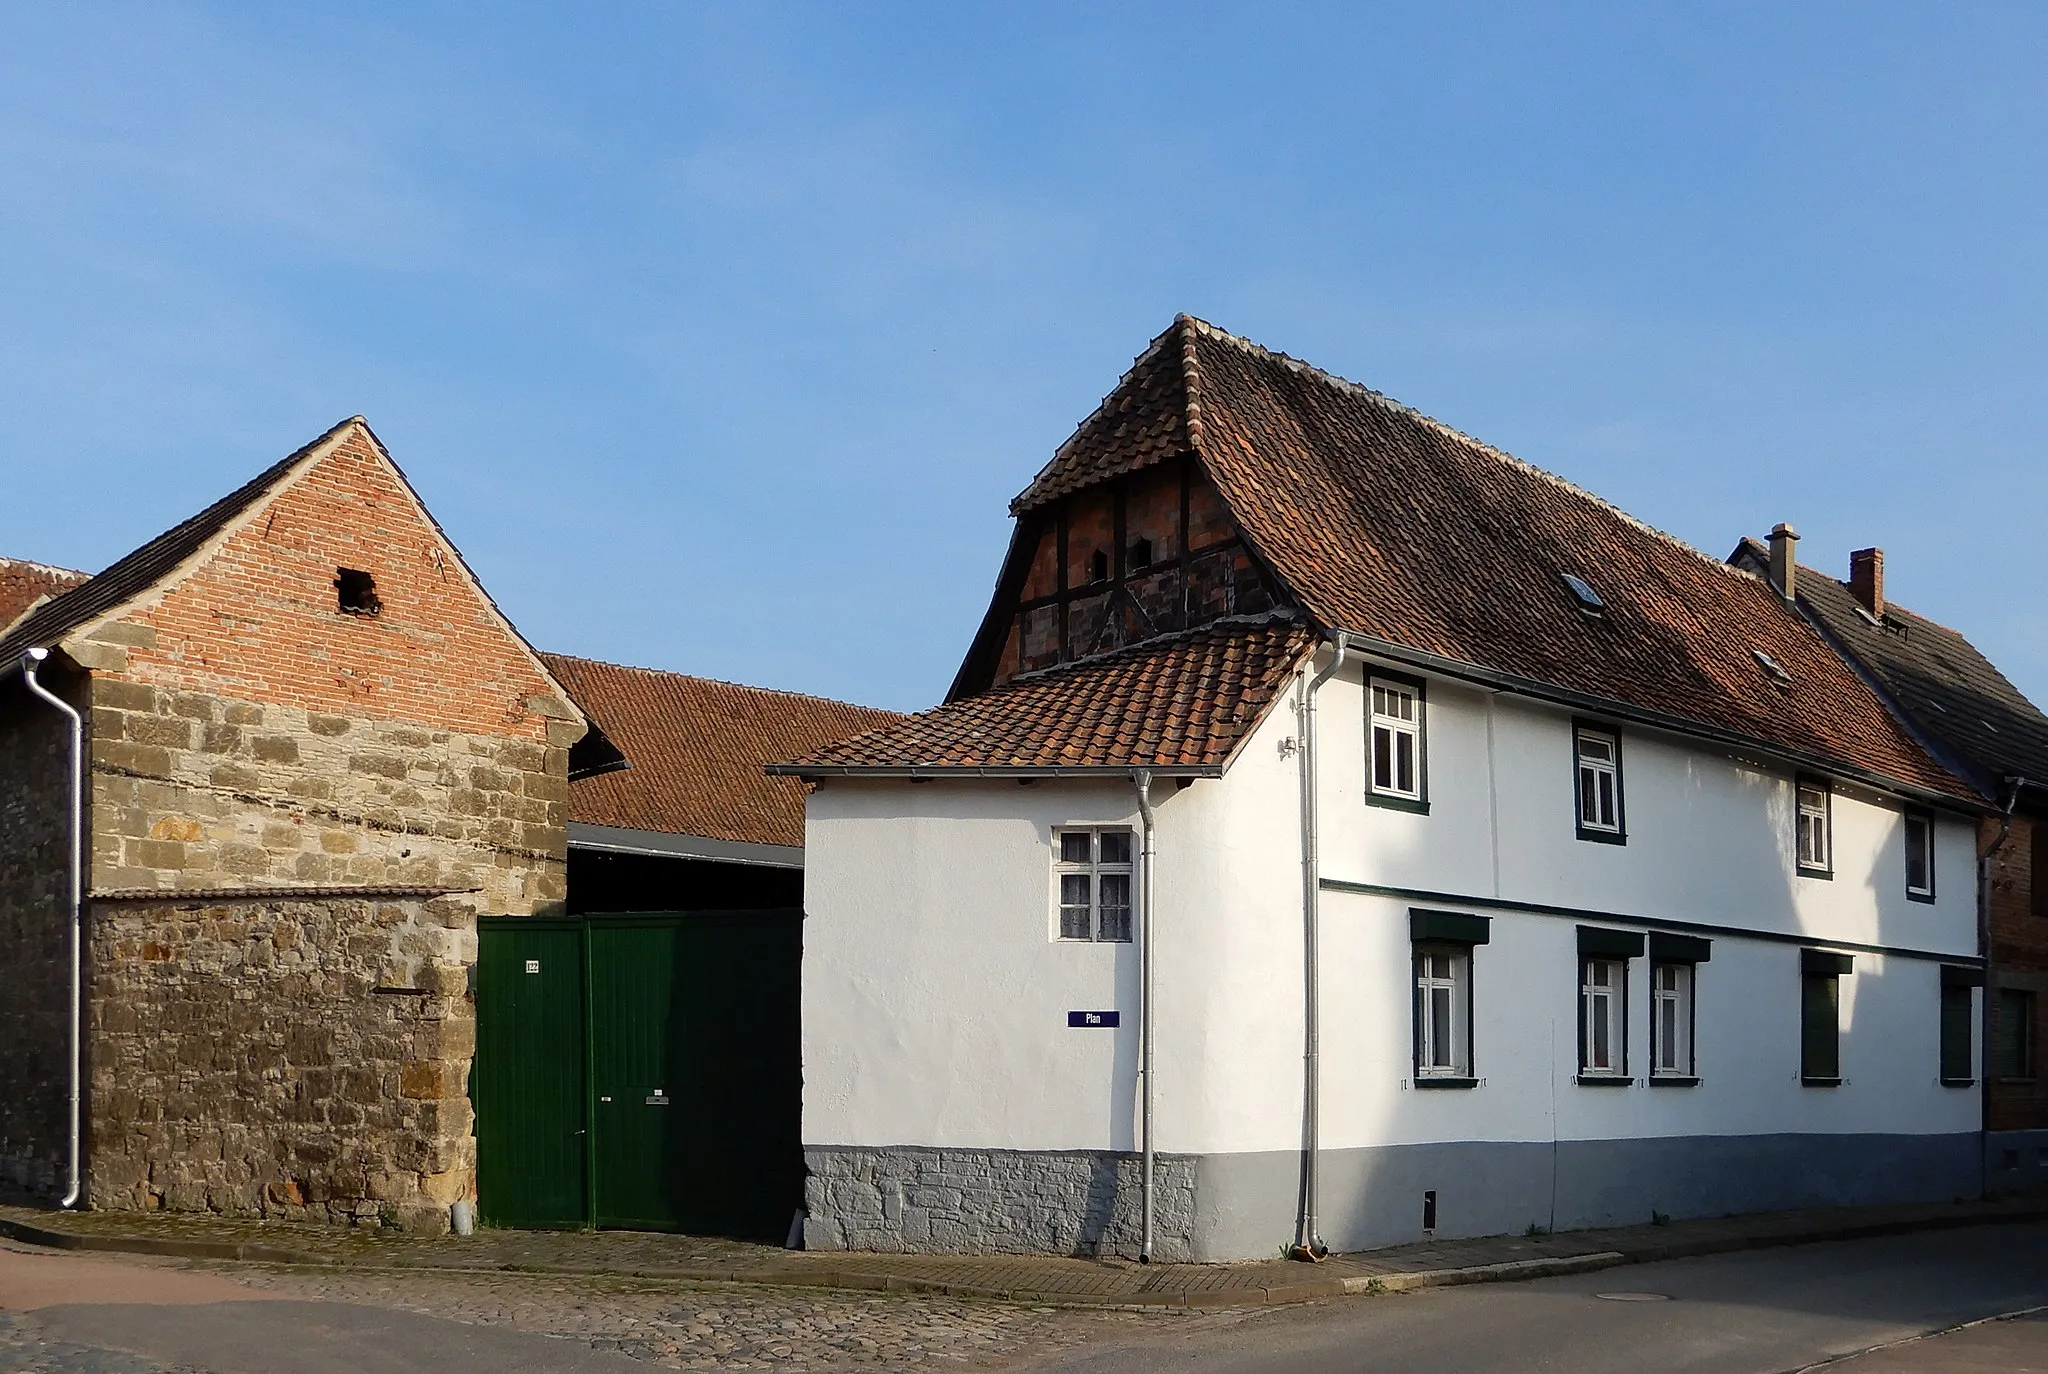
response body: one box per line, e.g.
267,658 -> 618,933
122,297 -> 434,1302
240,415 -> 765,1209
0,557 -> 90,637
541,652 -> 906,848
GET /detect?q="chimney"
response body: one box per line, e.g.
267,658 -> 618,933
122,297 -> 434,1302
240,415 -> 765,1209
1849,547 -> 1885,619
1767,522 -> 1799,601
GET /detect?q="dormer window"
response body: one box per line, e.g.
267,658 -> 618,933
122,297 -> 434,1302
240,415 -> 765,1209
335,568 -> 382,617
1089,550 -> 1109,584
1560,572 -> 1605,616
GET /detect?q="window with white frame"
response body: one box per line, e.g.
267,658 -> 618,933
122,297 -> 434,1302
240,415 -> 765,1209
1575,727 -> 1622,838
1370,678 -> 1424,802
1055,828 -> 1134,942
1904,811 -> 1935,900
1796,780 -> 1832,874
1413,946 -> 1470,1077
1580,958 -> 1627,1077
1651,962 -> 1694,1077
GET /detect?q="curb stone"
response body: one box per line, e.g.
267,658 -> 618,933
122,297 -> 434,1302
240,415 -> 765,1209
4,1201 -> 2047,1309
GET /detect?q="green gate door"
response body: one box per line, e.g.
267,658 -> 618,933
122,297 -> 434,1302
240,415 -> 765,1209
589,917 -> 684,1229
477,910 -> 803,1237
474,919 -> 587,1228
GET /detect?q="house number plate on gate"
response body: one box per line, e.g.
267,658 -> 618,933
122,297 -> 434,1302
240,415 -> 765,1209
645,1089 -> 669,1105
525,959 -> 540,974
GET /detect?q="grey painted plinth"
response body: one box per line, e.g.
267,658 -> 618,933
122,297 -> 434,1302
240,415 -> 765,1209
803,1145 -> 1197,1261
1196,1131 -> 1981,1261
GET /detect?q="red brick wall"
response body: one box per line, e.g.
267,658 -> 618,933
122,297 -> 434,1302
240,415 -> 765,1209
1987,810 -> 2047,1132
101,428 -> 566,743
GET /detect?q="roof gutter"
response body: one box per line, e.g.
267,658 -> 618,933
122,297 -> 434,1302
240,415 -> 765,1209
19,648 -> 83,1209
766,763 -> 1224,780
1331,630 -> 1988,817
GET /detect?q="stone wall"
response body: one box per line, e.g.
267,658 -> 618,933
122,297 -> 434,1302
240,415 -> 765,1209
0,670 -> 82,1198
802,1146 -> 1197,1261
87,678 -> 568,918
88,895 -> 475,1231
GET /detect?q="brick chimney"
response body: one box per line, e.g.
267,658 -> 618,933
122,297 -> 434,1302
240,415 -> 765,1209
1849,547 -> 1884,619
1767,523 -> 1799,600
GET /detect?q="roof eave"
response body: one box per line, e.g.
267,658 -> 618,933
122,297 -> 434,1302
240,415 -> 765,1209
1335,628 -> 1989,817
765,763 -> 1225,780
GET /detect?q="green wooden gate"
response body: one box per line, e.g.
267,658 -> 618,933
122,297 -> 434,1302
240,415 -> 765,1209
476,911 -> 802,1238
473,919 -> 588,1229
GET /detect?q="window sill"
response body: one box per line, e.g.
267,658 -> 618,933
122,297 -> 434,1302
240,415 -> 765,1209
1801,1075 -> 1843,1087
1906,891 -> 1937,905
1797,866 -> 1835,881
1940,1077 -> 1976,1088
1413,1076 -> 1478,1090
1648,1075 -> 1700,1087
1575,1074 -> 1632,1087
1575,828 -> 1627,847
1366,793 -> 1430,816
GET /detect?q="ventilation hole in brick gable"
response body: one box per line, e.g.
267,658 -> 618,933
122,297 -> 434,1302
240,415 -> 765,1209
335,568 -> 382,617
1131,538 -> 1154,570
1089,550 -> 1109,584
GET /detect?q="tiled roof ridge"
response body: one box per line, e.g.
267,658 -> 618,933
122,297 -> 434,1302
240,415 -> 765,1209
539,649 -> 903,716
0,555 -> 90,579
1177,315 -> 1756,588
992,609 -> 1307,692
1011,321 -> 1187,515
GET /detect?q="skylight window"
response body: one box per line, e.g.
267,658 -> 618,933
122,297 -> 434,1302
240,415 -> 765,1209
1752,649 -> 1792,686
1560,572 -> 1605,616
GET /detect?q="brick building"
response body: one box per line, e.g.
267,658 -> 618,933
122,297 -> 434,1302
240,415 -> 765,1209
1775,544 -> 2048,1188
0,417 -> 605,1230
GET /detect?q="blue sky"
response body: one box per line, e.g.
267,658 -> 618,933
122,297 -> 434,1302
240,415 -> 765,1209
3,3 -> 2044,712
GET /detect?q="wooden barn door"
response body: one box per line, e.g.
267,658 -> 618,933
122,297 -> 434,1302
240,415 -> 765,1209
477,911 -> 803,1237
474,919 -> 588,1228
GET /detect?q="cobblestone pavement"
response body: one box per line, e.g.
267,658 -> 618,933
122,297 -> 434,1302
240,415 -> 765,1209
215,1264 -> 1250,1370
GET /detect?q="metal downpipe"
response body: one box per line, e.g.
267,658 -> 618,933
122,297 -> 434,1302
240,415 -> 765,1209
1133,769 -> 1158,1263
1292,633 -> 1350,1261
21,648 -> 84,1209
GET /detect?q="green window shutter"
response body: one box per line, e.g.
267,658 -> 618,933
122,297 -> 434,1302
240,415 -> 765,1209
1801,948 -> 1854,977
1802,973 -> 1840,1080
1940,983 -> 1973,1082
1648,932 -> 1712,964
1576,925 -> 1645,959
1409,908 -> 1490,946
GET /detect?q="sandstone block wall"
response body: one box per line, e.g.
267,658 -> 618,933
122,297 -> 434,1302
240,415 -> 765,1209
87,678 -> 568,918
88,895 -> 475,1231
0,670 -> 81,1199
803,1146 -> 1197,1261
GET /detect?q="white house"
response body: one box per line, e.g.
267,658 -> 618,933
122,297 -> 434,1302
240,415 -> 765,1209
774,317 -> 1989,1262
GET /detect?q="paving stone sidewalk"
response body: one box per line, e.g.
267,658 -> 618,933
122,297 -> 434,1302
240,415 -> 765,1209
4,1195 -> 2045,1309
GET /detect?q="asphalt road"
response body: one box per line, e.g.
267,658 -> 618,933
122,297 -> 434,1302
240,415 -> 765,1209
1020,1222 -> 2048,1374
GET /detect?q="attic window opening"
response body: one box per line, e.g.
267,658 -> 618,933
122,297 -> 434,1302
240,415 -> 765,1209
335,568 -> 382,617
1560,572 -> 1605,616
1131,538 -> 1154,571
1752,649 -> 1792,686
1089,550 -> 1109,584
